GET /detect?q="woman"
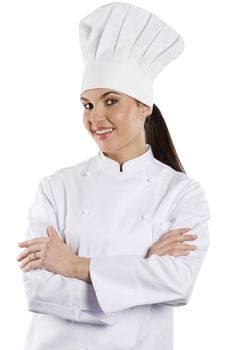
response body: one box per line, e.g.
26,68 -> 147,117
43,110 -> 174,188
17,2 -> 211,350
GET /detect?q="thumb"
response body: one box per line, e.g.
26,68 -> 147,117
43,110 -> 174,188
48,225 -> 59,237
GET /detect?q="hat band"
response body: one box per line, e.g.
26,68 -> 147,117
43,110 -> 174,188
80,58 -> 153,109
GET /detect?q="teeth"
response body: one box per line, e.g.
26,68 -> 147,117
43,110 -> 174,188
95,128 -> 114,134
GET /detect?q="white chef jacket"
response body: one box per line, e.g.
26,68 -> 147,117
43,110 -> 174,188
22,143 -> 211,350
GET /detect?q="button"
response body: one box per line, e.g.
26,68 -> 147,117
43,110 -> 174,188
85,170 -> 92,176
146,177 -> 151,183
141,214 -> 148,220
82,209 -> 89,215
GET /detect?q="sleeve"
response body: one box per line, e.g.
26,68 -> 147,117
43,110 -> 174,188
21,176 -> 122,325
89,179 -> 211,314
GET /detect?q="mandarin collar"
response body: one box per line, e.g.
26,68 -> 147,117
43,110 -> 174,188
96,144 -> 154,174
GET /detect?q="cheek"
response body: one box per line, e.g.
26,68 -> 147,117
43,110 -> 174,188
83,114 -> 90,129
113,116 -> 130,135
111,107 -> 131,127
119,113 -> 140,132
112,110 -> 139,133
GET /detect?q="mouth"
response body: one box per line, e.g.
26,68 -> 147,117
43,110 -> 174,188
93,127 -> 115,140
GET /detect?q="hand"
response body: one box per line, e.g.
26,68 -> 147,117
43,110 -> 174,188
16,226 -> 78,277
146,227 -> 198,258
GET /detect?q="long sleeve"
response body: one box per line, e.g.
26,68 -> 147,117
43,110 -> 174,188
21,177 -> 121,325
89,179 -> 211,314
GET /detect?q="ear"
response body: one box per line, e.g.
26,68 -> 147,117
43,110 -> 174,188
139,102 -> 152,120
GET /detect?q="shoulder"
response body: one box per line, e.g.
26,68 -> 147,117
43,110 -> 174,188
151,156 -> 199,188
38,154 -> 96,192
151,157 -> 209,203
151,159 -> 211,222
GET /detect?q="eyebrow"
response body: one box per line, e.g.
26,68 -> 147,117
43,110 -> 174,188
80,90 -> 121,102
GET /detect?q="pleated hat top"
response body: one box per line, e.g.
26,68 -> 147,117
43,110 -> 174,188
79,1 -> 184,109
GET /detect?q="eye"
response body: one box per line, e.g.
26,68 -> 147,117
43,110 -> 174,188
106,99 -> 117,105
83,103 -> 93,110
83,99 -> 117,110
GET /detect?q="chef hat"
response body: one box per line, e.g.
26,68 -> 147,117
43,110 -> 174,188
79,1 -> 184,110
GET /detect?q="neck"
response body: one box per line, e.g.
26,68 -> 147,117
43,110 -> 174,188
103,141 -> 148,170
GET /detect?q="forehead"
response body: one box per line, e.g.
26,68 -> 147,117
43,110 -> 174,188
80,88 -> 123,100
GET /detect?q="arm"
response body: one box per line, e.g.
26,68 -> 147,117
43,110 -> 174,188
89,179 -> 211,314
21,177 -> 122,325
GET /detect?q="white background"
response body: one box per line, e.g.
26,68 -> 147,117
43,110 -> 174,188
0,0 -> 232,348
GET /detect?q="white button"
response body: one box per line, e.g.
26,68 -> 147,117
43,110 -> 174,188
85,170 -> 92,176
146,177 -> 151,183
82,209 -> 89,215
141,214 -> 148,220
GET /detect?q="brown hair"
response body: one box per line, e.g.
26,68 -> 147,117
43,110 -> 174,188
144,103 -> 186,174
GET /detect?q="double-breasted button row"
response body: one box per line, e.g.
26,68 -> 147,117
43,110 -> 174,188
82,170 -> 152,220
83,169 -> 152,184
82,170 -> 92,215
142,177 -> 151,220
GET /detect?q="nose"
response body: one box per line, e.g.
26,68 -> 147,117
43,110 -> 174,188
89,108 -> 106,124
90,115 -> 105,123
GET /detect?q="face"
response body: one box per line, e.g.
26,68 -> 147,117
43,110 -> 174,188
80,88 -> 152,155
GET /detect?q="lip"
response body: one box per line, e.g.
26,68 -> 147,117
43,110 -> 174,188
94,128 -> 115,140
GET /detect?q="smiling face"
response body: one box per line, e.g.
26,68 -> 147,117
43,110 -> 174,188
80,88 -> 152,158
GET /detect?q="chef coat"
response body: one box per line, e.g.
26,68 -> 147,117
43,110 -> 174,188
22,143 -> 211,350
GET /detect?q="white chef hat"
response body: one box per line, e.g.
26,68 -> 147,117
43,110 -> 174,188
79,1 -> 184,110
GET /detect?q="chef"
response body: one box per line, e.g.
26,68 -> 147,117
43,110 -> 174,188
17,2 -> 211,350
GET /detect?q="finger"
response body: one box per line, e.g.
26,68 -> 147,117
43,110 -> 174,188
152,233 -> 183,250
16,243 -> 45,261
147,246 -> 192,258
155,232 -> 197,250
171,243 -> 197,250
163,233 -> 198,245
152,241 -> 196,256
19,253 -> 34,269
19,255 -> 31,269
161,227 -> 191,239
17,243 -> 45,261
47,225 -> 61,238
18,237 -> 49,247
176,234 -> 198,242
22,259 -> 42,272
19,251 -> 43,269
160,248 -> 193,257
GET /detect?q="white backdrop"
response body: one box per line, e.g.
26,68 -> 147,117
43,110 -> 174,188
0,0 -> 232,348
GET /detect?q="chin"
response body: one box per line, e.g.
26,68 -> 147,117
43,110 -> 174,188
98,143 -> 119,154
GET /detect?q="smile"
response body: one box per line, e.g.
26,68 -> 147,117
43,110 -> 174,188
94,128 -> 115,140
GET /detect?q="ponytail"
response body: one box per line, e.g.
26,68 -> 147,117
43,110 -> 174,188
144,103 -> 186,174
